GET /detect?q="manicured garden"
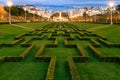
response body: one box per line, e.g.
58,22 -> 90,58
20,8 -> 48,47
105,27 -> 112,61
0,22 -> 120,80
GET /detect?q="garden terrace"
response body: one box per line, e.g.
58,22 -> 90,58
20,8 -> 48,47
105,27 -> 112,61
0,22 -> 120,80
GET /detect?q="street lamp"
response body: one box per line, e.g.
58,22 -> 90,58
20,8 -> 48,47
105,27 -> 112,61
32,11 -> 35,22
109,2 -> 114,25
7,0 -> 12,24
24,7 -> 27,22
86,11 -> 88,22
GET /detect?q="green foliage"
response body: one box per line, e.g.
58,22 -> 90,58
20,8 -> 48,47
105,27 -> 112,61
4,6 -> 25,16
116,4 -> 120,13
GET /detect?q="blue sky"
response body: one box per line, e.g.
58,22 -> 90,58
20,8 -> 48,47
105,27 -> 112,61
0,0 -> 120,6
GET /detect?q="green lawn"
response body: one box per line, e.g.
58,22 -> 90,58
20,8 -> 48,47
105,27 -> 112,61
0,46 -> 26,56
76,62 -> 120,80
0,62 -> 48,80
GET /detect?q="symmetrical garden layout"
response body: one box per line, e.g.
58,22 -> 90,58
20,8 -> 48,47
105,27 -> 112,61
0,23 -> 120,80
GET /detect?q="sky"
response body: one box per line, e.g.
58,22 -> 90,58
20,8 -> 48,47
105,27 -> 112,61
0,0 -> 120,6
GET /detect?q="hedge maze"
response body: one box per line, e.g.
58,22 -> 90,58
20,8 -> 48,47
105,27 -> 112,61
0,22 -> 120,80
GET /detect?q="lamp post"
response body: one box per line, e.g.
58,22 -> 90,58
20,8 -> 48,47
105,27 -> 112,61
24,7 -> 27,22
86,11 -> 88,22
7,0 -> 12,24
32,11 -> 35,22
109,2 -> 114,25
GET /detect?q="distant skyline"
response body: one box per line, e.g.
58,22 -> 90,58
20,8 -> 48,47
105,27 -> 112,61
0,0 -> 120,10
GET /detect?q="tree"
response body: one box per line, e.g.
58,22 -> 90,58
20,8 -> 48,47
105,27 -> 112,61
116,4 -> 120,13
83,12 -> 89,22
4,6 -> 25,16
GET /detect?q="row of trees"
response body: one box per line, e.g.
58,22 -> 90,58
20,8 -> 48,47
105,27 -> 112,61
81,4 -> 120,23
4,6 -> 43,22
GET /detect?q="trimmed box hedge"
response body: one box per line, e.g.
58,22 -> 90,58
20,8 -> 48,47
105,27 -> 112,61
90,39 -> 101,47
48,34 -> 55,40
35,45 -> 46,57
73,56 -> 89,62
15,33 -> 25,39
5,56 -> 23,62
0,43 -> 4,47
46,57 -> 56,80
76,45 -> 89,57
68,56 -> 80,80
21,43 -> 32,47
22,38 -> 32,44
100,56 -> 120,62
20,44 -> 35,59
88,44 -> 102,58
77,35 -> 90,40
96,34 -> 107,40
11,38 -> 24,45
0,57 -> 5,63
35,56 -> 51,62
98,38 -> 111,47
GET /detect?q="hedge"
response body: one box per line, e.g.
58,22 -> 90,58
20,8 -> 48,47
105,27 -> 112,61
96,34 -> 107,40
46,57 -> 56,80
30,30 -> 36,33
88,44 -> 102,58
35,56 -> 51,62
15,33 -> 25,39
32,34 -> 45,40
98,38 -> 111,47
98,38 -> 120,48
76,45 -> 89,57
78,32 -> 84,36
54,38 -> 59,46
21,43 -> 32,47
22,38 -> 32,44
64,39 -> 76,48
20,44 -> 35,59
48,34 -> 55,40
46,44 -> 57,48
11,38 -> 24,45
5,56 -> 23,62
0,43 -> 4,47
100,56 -> 120,62
0,57 -> 5,63
30,31 -> 36,35
77,34 -> 90,40
90,39 -> 101,47
68,57 -> 80,80
35,45 -> 46,57
73,56 -> 89,62
107,43 -> 120,48
70,34 -> 74,40
37,32 -> 43,36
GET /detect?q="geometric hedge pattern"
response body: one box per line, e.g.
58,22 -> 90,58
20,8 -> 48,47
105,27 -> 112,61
0,23 -> 120,80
